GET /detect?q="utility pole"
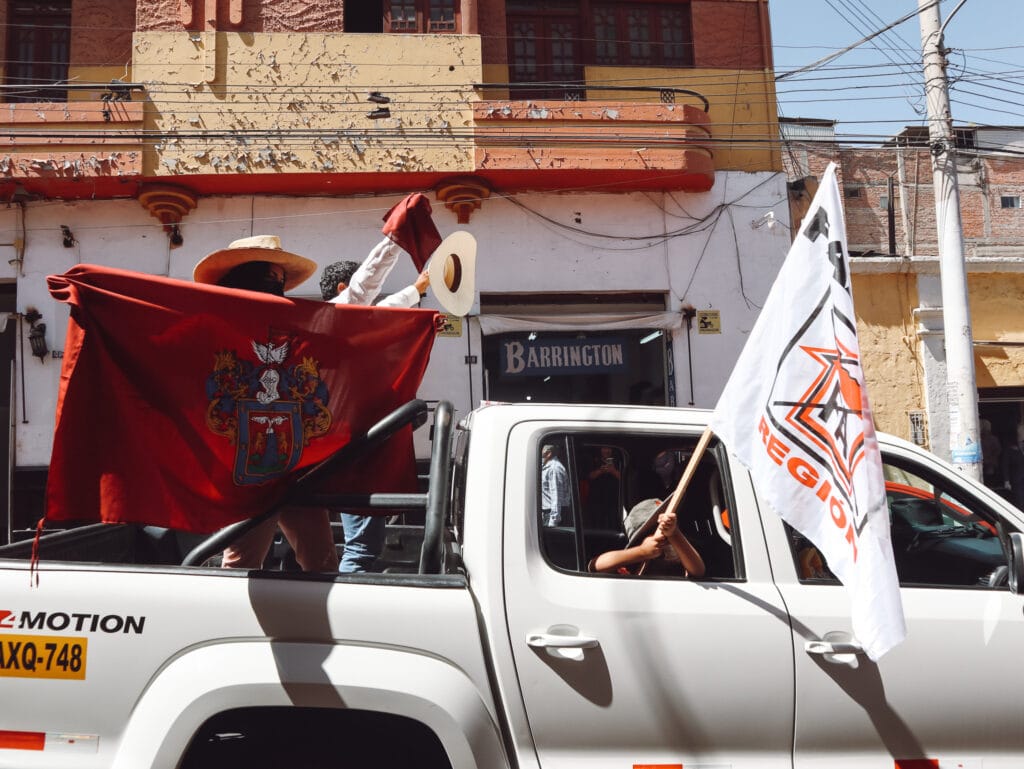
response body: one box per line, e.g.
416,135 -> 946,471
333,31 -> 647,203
917,0 -> 981,480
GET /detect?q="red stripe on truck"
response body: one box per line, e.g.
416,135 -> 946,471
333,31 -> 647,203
0,730 -> 45,750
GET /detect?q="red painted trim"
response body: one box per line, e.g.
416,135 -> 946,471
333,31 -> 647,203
0,730 -> 45,751
0,163 -> 715,202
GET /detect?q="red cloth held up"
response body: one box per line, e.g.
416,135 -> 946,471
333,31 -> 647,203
381,192 -> 443,271
45,265 -> 438,533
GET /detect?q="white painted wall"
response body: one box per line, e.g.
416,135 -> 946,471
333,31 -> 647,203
0,170 -> 790,467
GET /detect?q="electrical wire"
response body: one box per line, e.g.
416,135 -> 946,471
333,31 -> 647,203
0,9 -> 1020,153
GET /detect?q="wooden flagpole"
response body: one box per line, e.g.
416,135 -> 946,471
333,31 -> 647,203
636,426 -> 714,575
662,426 -> 714,518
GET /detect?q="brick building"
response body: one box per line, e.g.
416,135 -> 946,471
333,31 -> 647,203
782,118 -> 1024,495
0,0 -> 790,537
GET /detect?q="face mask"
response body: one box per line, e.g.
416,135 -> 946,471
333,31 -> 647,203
257,275 -> 286,296
218,261 -> 287,295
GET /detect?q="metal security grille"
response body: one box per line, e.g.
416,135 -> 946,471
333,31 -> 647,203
909,411 -> 928,447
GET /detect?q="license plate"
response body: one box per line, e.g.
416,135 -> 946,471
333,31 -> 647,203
0,635 -> 87,680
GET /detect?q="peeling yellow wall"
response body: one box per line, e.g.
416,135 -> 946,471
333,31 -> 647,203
971,273 -> 1024,388
586,66 -> 779,173
132,32 -> 480,177
853,273 -> 924,442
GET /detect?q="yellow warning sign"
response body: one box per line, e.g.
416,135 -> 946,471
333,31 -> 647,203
696,310 -> 721,334
438,315 -> 463,337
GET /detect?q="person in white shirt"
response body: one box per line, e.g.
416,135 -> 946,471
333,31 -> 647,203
319,192 -> 441,572
541,444 -> 571,527
320,254 -> 429,308
321,191 -> 440,307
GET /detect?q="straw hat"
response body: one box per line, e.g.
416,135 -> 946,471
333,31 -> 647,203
428,231 -> 477,317
193,235 -> 317,291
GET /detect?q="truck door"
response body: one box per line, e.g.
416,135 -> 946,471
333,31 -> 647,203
764,443 -> 1024,768
501,424 -> 796,769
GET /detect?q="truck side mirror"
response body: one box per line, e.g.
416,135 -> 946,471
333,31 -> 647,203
1008,532 -> 1024,595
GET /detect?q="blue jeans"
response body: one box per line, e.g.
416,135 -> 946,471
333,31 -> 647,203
339,513 -> 385,573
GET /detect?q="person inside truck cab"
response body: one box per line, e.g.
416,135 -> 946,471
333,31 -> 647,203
634,448 -> 686,502
583,445 -> 622,531
588,498 -> 705,577
193,234 -> 341,572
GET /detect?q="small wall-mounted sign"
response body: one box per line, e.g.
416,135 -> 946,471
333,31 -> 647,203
438,315 -> 463,337
51,350 -> 64,359
696,310 -> 721,334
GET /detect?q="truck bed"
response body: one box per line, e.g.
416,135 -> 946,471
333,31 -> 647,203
0,520 -> 433,574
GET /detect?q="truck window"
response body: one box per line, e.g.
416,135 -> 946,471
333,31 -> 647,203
536,432 -> 738,579
787,456 -> 1014,588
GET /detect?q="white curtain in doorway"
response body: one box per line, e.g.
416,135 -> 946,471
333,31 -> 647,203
478,312 -> 682,336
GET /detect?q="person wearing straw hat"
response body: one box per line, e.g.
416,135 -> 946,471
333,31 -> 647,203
192,234 -> 339,572
192,234 -> 318,296
588,498 -> 705,577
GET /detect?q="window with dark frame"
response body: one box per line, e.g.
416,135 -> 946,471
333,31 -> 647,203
788,455 -> 1013,588
954,128 -> 976,150
535,430 -> 738,579
5,0 -> 72,103
387,0 -> 459,33
507,0 -> 693,100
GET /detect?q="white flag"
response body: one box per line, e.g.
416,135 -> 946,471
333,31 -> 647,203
709,162 -> 905,660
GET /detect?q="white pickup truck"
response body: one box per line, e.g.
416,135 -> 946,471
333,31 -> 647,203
2,399 -> 1024,769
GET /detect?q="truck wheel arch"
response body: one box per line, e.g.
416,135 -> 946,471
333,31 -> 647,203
179,706 -> 452,769
110,641 -> 507,769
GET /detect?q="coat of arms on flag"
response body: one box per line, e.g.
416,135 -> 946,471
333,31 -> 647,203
206,339 -> 334,485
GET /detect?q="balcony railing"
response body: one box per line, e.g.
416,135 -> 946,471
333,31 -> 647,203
474,82 -> 710,112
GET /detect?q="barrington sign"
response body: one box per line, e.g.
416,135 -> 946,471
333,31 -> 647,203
502,336 -> 628,376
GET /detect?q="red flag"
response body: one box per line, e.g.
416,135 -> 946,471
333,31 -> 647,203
381,192 -> 442,271
45,265 -> 439,533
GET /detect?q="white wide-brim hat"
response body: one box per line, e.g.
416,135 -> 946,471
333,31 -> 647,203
427,231 -> 477,317
193,235 -> 317,291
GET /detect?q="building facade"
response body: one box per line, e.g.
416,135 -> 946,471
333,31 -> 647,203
0,0 -> 788,537
782,119 -> 1024,499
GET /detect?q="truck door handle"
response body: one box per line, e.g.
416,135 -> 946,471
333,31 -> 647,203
527,632 -> 599,649
804,637 -> 863,667
804,639 -> 863,655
